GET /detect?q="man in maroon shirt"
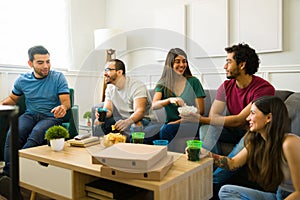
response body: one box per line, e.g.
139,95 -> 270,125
182,43 -> 275,198
185,43 -> 274,149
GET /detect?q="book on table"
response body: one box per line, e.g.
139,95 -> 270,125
86,191 -> 114,200
68,136 -> 99,147
85,178 -> 139,199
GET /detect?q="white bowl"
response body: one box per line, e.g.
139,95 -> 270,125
178,105 -> 197,115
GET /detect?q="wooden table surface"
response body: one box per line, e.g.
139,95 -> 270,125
19,143 -> 213,200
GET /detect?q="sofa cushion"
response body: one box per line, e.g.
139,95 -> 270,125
285,93 -> 300,136
204,89 -> 217,117
275,90 -> 294,101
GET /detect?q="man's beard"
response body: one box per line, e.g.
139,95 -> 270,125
226,69 -> 240,79
105,74 -> 117,84
226,75 -> 235,79
34,68 -> 49,78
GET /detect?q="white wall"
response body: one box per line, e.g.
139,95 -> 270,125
65,0 -> 107,122
50,0 -> 300,118
69,0 -> 106,71
67,0 -> 300,120
101,0 -> 300,91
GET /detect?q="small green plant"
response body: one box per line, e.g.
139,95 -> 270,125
45,125 -> 69,141
83,111 -> 92,122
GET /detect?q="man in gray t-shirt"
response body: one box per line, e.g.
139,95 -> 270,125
94,59 -> 160,143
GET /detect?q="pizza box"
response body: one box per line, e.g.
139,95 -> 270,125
91,143 -> 167,171
98,154 -> 174,181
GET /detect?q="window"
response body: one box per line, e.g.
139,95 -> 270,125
0,0 -> 72,69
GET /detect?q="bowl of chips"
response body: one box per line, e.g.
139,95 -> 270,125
100,133 -> 127,147
178,105 -> 197,115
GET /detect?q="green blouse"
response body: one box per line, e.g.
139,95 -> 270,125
154,77 -> 206,123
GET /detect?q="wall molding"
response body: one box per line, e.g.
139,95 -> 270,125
2,64 -> 299,75
259,64 -> 300,73
0,65 -> 99,77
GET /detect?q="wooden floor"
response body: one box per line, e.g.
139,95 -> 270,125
21,188 -> 53,200
0,188 -> 53,200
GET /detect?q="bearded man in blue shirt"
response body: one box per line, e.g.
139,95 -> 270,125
0,45 -> 70,176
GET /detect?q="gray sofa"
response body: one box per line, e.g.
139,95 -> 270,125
92,89 -> 300,152
92,89 -> 300,198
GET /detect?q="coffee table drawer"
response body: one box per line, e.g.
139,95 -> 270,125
19,157 -> 72,199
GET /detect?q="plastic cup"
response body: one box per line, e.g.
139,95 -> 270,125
97,108 -> 108,122
131,132 -> 145,144
186,140 -> 202,161
153,140 -> 169,146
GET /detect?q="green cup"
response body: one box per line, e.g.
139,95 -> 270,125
186,140 -> 202,161
131,132 -> 145,144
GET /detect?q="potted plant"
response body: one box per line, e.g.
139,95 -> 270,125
83,111 -> 92,126
45,125 -> 70,151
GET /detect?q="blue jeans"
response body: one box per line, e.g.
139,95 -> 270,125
160,123 -> 200,142
276,187 -> 292,199
139,122 -> 162,144
160,122 -> 200,153
219,185 -> 277,200
3,112 -> 61,176
200,125 -> 246,185
129,119 -> 162,144
199,125 -> 223,154
219,185 -> 291,200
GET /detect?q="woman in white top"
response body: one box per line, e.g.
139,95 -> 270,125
202,96 -> 300,200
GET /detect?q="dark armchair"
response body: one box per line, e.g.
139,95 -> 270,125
0,88 -> 79,161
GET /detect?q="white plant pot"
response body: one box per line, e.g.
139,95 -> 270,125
50,138 -> 65,151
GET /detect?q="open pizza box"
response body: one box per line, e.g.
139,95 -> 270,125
91,143 -> 174,180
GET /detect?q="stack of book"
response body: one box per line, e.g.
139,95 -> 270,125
68,136 -> 99,147
85,178 -> 141,200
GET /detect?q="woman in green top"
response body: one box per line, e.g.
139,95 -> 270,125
152,48 -> 206,143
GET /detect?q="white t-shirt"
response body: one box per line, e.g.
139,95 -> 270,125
105,76 -> 156,121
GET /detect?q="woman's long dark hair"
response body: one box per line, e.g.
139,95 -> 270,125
245,96 -> 290,191
156,48 -> 193,97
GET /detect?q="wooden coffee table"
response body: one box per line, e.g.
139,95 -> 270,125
19,144 -> 213,200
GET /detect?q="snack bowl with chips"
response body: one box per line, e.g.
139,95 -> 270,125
100,133 -> 127,147
178,105 -> 197,115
